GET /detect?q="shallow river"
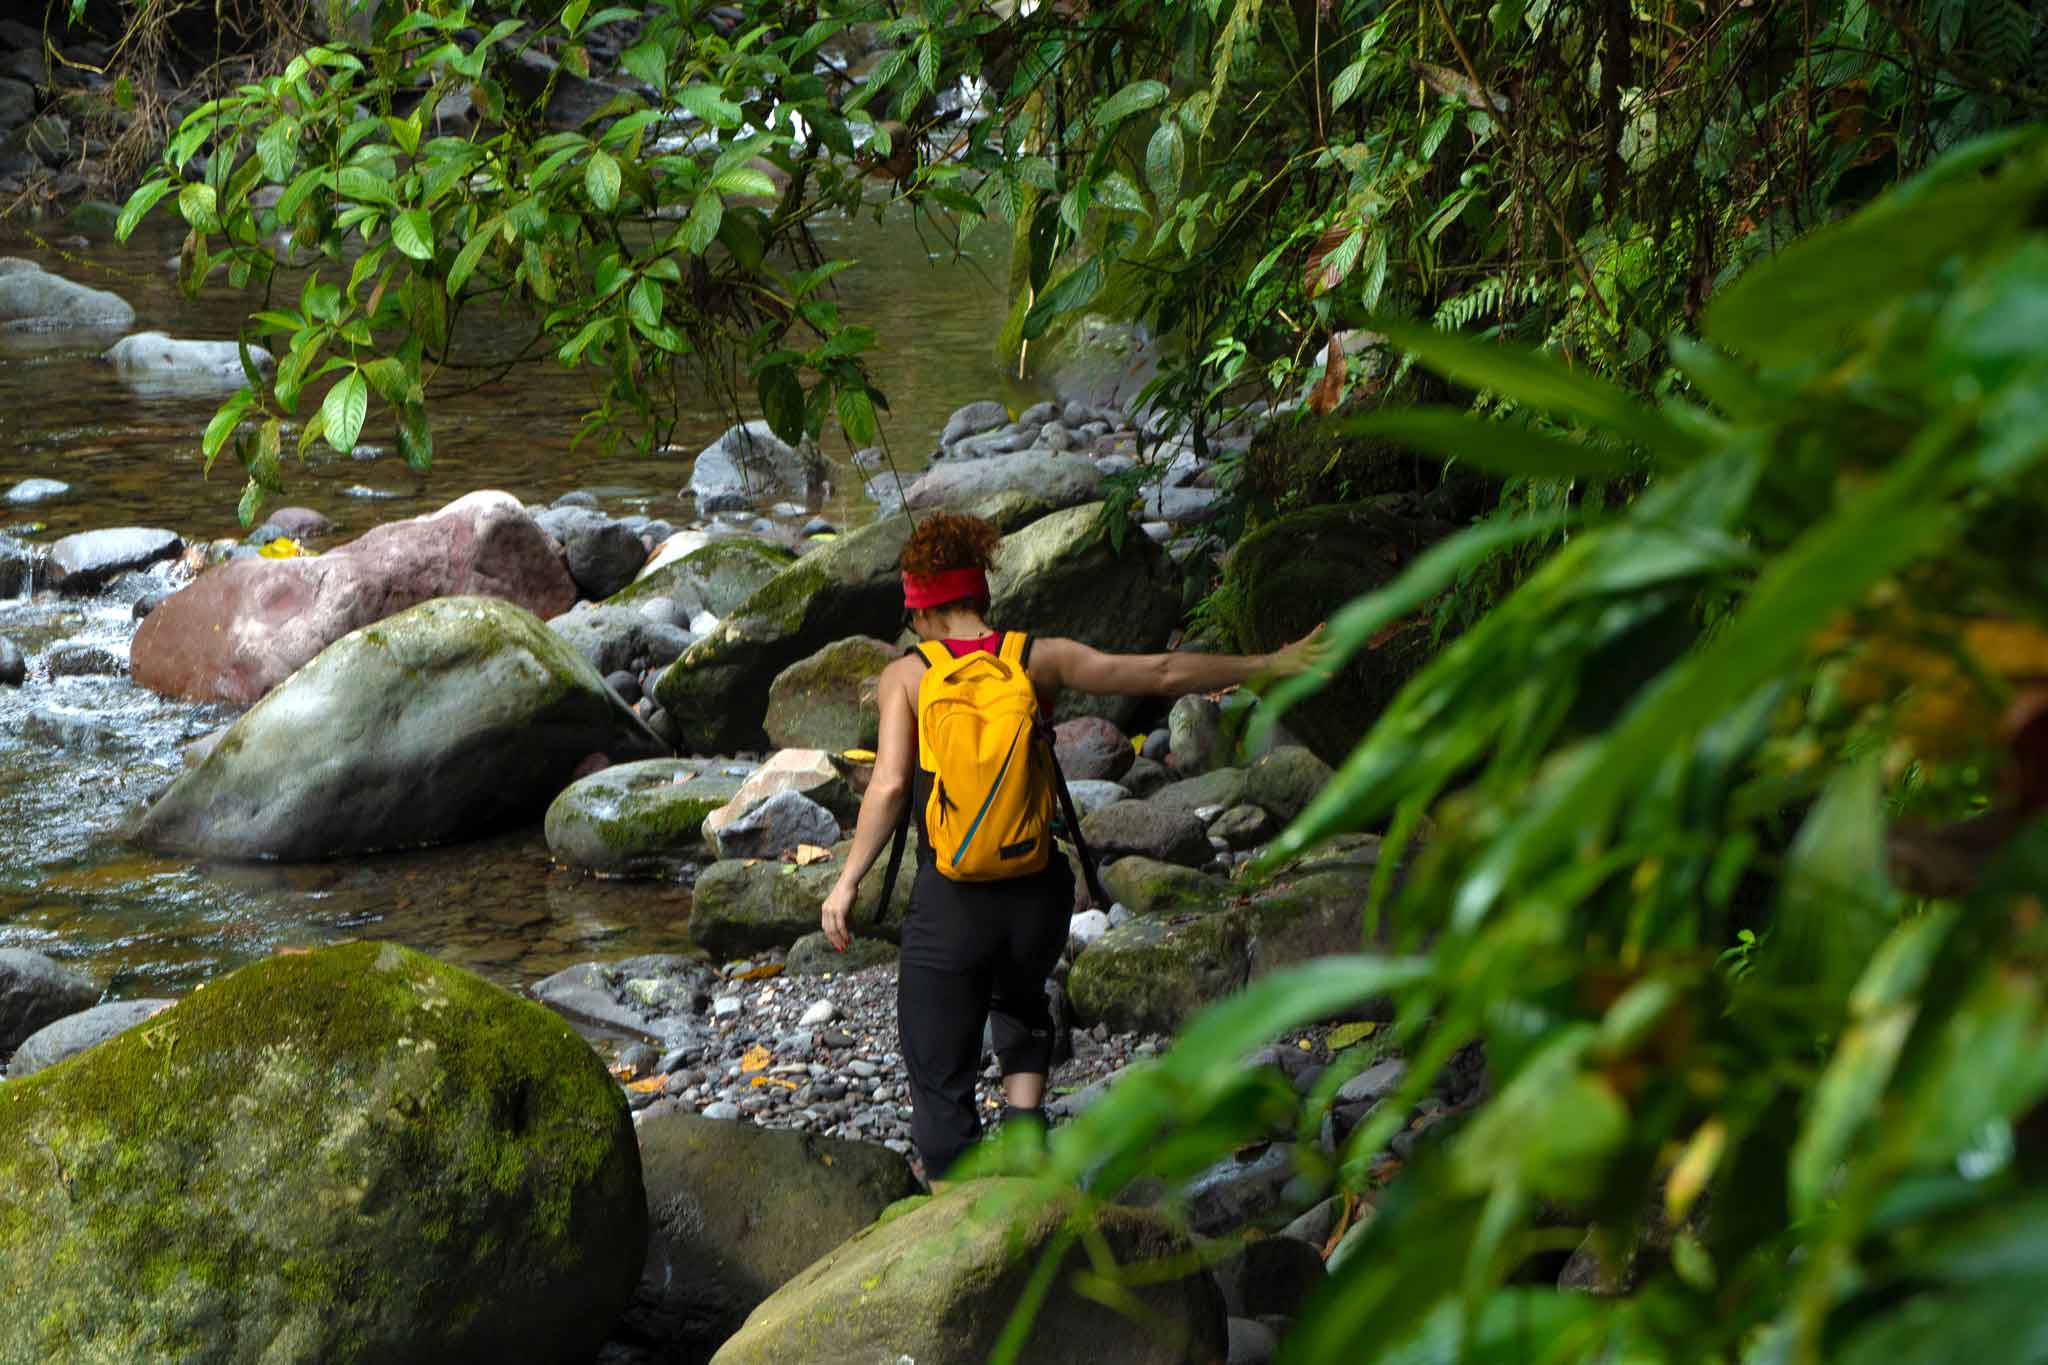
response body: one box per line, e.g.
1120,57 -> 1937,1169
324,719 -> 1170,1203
0,206 -> 1027,999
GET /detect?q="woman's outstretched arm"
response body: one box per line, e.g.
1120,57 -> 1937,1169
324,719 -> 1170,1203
1031,624 -> 1328,698
819,655 -> 920,951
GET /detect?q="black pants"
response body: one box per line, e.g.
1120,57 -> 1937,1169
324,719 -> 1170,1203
897,856 -> 1073,1179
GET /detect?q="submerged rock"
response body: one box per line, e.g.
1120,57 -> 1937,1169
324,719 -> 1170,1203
709,1178 -> 1226,1364
0,256 -> 134,331
131,490 -> 576,705
688,420 -> 827,513
0,943 -> 644,1363
628,1111 -> 919,1356
102,331 -> 275,392
134,595 -> 666,860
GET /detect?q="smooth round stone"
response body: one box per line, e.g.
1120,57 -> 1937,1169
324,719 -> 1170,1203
5,478 -> 66,506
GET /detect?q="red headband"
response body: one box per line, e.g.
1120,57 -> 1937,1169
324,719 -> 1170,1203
902,566 -> 989,610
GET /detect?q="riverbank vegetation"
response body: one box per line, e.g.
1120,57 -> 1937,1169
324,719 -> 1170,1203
32,0 -> 2048,1358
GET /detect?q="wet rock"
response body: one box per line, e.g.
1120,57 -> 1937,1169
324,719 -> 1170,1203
5,477 -> 65,505
1100,856 -> 1230,916
1054,715 -> 1134,782
549,604 -> 691,676
626,1111 -> 919,1356
1140,485 -> 1224,526
1122,754 -> 1170,797
42,641 -> 124,678
263,506 -> 333,541
562,516 -> 647,601
0,113 -> 67,171
47,526 -> 181,593
531,954 -> 717,1041
1245,746 -> 1333,823
132,490 -> 575,705
688,420 -> 826,513
0,257 -> 134,331
1142,727 -> 1171,761
1147,767 -> 1250,819
706,790 -> 839,862
545,758 -> 755,877
6,998 -> 174,1078
1241,853 -> 1393,978
785,930 -> 898,975
611,536 -> 792,621
0,944 -> 644,1362
101,332 -> 275,393
1064,779 -> 1130,818
0,949 -> 98,1056
708,1179 -> 1225,1365
940,399 -> 1009,446
1079,800 -> 1212,867
0,635 -> 22,686
1210,803 -> 1275,849
19,707 -> 126,754
1068,911 -> 1249,1035
988,502 -> 1182,728
703,748 -> 861,841
763,635 -> 895,752
902,452 -> 1104,515
689,840 -> 911,959
1168,694 -> 1228,777
136,596 -> 665,860
607,669 -> 642,704
1183,1143 -> 1299,1236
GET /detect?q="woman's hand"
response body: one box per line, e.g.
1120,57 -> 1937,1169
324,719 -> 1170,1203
820,881 -> 857,952
1266,622 -> 1331,680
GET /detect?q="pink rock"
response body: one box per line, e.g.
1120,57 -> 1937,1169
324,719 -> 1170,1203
1054,715 -> 1134,782
131,490 -> 576,703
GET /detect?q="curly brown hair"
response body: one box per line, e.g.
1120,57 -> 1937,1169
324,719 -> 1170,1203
899,511 -> 1001,578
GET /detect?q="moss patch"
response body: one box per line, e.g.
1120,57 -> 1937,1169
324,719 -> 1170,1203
0,943 -> 644,1362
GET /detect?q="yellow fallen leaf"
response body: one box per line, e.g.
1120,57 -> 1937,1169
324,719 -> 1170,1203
750,1075 -> 800,1090
739,1044 -> 773,1073
1131,735 -> 1145,753
735,962 -> 785,981
789,843 -> 833,866
626,1075 -> 667,1093
842,749 -> 876,762
258,536 -> 308,559
1327,1021 -> 1378,1051
1297,1038 -> 1313,1050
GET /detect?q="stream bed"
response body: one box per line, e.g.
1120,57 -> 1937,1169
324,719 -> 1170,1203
0,205 -> 1024,998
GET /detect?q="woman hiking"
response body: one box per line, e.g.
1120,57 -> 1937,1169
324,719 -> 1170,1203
818,511 -> 1329,1184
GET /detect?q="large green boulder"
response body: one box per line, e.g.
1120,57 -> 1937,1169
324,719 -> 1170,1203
1216,502 -> 1445,765
608,536 -> 794,617
689,832 -> 918,959
0,943 -> 645,1363
1067,910 -> 1250,1035
134,595 -> 666,860
763,635 -> 897,751
1242,836 -> 1397,980
987,501 -> 1182,727
710,1179 -> 1226,1364
1101,856 -> 1231,916
544,757 -> 755,876
630,1111 -> 920,1355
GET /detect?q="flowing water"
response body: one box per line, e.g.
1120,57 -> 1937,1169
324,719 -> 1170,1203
0,207 -> 1028,1000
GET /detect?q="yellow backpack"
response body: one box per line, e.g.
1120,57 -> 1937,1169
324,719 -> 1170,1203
878,632 -> 1105,905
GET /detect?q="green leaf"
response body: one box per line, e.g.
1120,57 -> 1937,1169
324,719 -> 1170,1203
177,182 -> 219,232
620,39 -> 667,91
627,276 -> 662,327
758,364 -> 806,445
447,213 -> 502,293
390,208 -> 434,261
397,402 -> 433,470
1348,409 -> 1639,480
1144,122 -> 1185,204
1021,258 -> 1103,341
836,386 -> 877,445
1767,757 -> 1894,1002
1372,317 -> 1708,466
586,149 -> 622,212
683,189 -> 724,255
256,119 -> 300,182
115,179 -> 177,242
1331,58 -> 1369,111
1094,171 -> 1147,214
1093,79 -> 1169,130
677,84 -> 744,129
320,370 -> 369,455
334,166 -> 398,206
710,167 -> 777,199
201,392 -> 254,466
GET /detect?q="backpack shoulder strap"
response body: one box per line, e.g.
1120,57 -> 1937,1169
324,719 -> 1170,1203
879,643 -> 941,922
998,631 -> 1029,667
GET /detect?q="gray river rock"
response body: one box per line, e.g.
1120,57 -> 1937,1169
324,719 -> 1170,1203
134,595 -> 667,861
6,997 -> 174,1078
688,421 -> 827,513
101,331 -> 275,393
0,256 -> 134,331
48,526 -> 182,593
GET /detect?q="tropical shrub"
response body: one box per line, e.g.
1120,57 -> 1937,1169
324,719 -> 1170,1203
987,128 -> 2048,1364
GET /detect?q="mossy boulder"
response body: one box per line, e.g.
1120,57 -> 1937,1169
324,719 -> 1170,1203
1102,856 -> 1231,916
608,537 -> 794,618
763,635 -> 896,752
1147,766 -> 1250,817
654,496 -> 1052,753
709,1178 -> 1226,1364
1216,502 -> 1446,765
0,943 -> 644,1363
1244,745 -> 1333,823
689,831 -> 918,959
134,595 -> 667,861
1068,910 -> 1250,1035
988,501 -> 1182,728
1242,838 -> 1398,981
544,758 -> 755,876
628,1111 -> 919,1355
786,930 -> 899,975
